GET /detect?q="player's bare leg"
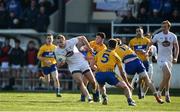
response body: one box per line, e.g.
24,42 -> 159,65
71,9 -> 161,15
158,64 -> 171,103
81,76 -> 89,101
99,85 -> 107,105
83,70 -> 99,102
140,72 -> 164,104
72,73 -> 92,103
116,81 -> 136,106
51,71 -> 61,97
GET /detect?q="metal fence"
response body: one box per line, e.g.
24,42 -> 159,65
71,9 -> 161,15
111,21 -> 180,38
0,67 -> 76,91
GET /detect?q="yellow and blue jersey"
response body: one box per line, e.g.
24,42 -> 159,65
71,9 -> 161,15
94,49 -> 123,72
87,41 -> 107,58
94,49 -> 123,86
115,44 -> 137,63
129,37 -> 150,61
115,44 -> 146,75
37,44 -> 57,67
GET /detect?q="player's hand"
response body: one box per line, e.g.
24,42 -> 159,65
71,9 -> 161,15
172,58 -> 177,64
127,83 -> 134,91
57,61 -> 65,67
44,60 -> 51,66
89,48 -> 94,54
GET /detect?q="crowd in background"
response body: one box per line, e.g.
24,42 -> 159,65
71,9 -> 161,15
0,0 -> 58,32
0,38 -> 72,90
117,0 -> 180,24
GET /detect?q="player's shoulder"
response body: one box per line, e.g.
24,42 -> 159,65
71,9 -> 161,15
130,37 -> 136,41
144,36 -> 150,41
90,40 -> 95,44
39,44 -> 47,49
169,32 -> 177,38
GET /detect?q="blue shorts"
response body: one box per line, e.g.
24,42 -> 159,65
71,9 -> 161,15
42,64 -> 57,75
125,59 -> 146,75
95,72 -> 119,86
142,61 -> 149,72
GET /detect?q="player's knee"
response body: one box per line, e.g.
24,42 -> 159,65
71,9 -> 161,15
116,81 -> 128,89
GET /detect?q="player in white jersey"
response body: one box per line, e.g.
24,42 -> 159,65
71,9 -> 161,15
54,35 -> 97,102
148,45 -> 157,79
151,20 -> 179,103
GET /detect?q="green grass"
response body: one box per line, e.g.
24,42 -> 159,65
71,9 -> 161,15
0,92 -> 180,111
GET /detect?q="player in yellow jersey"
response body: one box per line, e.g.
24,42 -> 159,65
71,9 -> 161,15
37,33 -> 61,97
91,39 -> 136,106
129,27 -> 151,99
115,39 -> 164,104
81,32 -> 107,102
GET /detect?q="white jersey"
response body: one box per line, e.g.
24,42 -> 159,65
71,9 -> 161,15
55,38 -> 87,65
152,31 -> 177,61
149,45 -> 157,64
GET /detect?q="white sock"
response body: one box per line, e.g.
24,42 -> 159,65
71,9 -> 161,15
165,91 -> 170,96
157,90 -> 162,96
88,96 -> 92,100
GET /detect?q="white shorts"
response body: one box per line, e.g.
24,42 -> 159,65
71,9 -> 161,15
68,61 -> 90,74
148,63 -> 153,79
1,62 -> 10,72
27,64 -> 38,74
11,64 -> 21,70
157,59 -> 172,71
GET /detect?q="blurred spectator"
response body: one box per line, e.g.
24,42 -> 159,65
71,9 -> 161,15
0,1 -> 8,28
39,0 -> 58,16
137,7 -> 148,23
25,40 -> 38,90
9,39 -> 24,87
172,0 -> 180,10
36,6 -> 50,32
7,11 -> 21,28
121,10 -> 137,24
139,0 -> 149,12
170,10 -> 180,23
21,0 -> 38,29
148,9 -> 162,23
121,10 -> 137,33
6,0 -> 22,17
0,38 -> 12,88
161,0 -> 173,20
148,0 -> 163,13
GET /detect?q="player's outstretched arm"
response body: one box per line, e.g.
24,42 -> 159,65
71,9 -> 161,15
77,36 -> 93,53
173,41 -> 179,63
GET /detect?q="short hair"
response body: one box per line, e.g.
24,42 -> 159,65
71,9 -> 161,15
162,20 -> 171,27
15,39 -> 20,43
29,40 -> 35,44
115,38 -> 122,45
108,39 -> 117,49
56,34 -> 65,40
45,33 -> 53,38
96,32 -> 106,39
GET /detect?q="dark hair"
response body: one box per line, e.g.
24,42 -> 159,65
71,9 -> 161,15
15,39 -> 20,43
56,34 -> 65,40
28,40 -> 35,44
96,32 -> 106,39
115,38 -> 122,45
108,39 -> 117,49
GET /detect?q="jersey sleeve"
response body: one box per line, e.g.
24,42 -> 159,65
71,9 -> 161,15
68,38 -> 79,46
173,34 -> 178,44
152,34 -> 158,43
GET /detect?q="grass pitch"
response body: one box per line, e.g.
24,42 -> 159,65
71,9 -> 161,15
0,92 -> 180,111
